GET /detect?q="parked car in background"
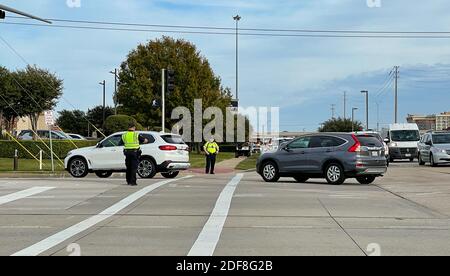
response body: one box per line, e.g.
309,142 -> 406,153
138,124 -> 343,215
257,133 -> 387,185
382,124 -> 420,162
18,130 -> 72,140
67,133 -> 87,140
236,142 -> 252,157
418,131 -> 450,167
65,132 -> 190,179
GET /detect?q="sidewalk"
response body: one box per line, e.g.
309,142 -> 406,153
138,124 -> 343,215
188,156 -> 247,175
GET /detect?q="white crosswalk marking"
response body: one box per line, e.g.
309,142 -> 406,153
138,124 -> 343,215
0,187 -> 55,206
188,173 -> 244,256
12,176 -> 193,256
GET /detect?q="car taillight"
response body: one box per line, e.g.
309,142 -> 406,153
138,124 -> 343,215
348,134 -> 361,152
159,145 -> 178,151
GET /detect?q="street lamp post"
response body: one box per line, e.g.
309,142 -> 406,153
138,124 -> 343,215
352,107 -> 359,132
361,90 -> 369,130
99,80 -> 106,128
109,69 -> 119,115
233,15 -> 241,103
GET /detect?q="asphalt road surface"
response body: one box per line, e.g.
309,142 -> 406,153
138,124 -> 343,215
0,162 -> 449,256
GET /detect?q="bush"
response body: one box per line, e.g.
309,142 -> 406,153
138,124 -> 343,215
104,115 -> 143,136
0,140 -> 98,159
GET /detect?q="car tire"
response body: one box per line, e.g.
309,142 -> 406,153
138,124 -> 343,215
356,176 -> 376,185
161,171 -> 180,179
325,163 -> 346,185
294,176 -> 309,183
418,154 -> 425,166
68,157 -> 89,178
137,158 -> 157,179
261,161 -> 280,183
95,171 -> 113,178
430,154 -> 438,167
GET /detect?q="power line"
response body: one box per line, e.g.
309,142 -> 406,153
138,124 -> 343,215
3,21 -> 450,39
7,15 -> 450,35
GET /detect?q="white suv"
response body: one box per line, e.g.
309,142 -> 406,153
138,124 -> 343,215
64,131 -> 190,179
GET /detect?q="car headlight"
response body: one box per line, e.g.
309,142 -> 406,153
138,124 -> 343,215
442,149 -> 447,154
391,143 -> 398,147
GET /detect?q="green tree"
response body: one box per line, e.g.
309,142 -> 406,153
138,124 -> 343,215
104,115 -> 143,136
319,117 -> 363,132
116,36 -> 232,136
56,110 -> 88,137
14,65 -> 63,136
0,67 -> 21,134
86,105 -> 115,131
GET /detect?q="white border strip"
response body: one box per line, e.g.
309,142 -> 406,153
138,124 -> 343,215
12,176 -> 193,256
188,173 -> 244,256
0,187 -> 55,206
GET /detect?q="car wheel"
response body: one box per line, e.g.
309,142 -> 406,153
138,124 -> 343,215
68,157 -> 89,178
325,163 -> 346,185
95,171 -> 113,178
430,154 -> 438,167
418,154 -> 425,166
137,158 -> 157,179
356,176 -> 376,185
294,176 -> 309,183
161,171 -> 180,179
261,162 -> 280,183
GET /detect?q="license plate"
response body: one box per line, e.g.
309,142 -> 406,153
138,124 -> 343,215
371,151 -> 379,157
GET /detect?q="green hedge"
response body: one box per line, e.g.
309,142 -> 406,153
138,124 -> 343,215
0,140 -> 98,159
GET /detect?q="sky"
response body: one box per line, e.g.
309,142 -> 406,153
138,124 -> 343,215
1,0 -> 450,131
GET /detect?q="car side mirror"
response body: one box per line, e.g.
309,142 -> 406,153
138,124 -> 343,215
384,138 -> 390,143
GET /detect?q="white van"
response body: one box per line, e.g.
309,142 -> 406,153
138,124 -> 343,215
382,124 -> 420,162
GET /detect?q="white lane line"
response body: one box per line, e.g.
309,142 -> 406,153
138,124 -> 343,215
188,173 -> 244,256
0,187 -> 55,206
12,176 -> 193,256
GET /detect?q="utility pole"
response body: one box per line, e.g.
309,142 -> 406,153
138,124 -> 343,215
161,69 -> 166,132
352,107 -> 358,132
343,91 -> 347,120
109,69 -> 119,115
331,104 -> 336,119
394,66 -> 400,123
361,90 -> 369,130
99,80 -> 106,128
233,15 -> 241,103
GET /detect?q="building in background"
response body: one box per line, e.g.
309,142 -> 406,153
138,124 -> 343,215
406,114 -> 436,132
436,112 -> 450,131
16,113 -> 47,133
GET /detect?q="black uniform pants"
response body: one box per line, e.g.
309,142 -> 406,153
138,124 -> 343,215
124,150 -> 140,185
206,154 -> 217,174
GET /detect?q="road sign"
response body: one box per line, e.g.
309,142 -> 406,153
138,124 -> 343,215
44,111 -> 54,126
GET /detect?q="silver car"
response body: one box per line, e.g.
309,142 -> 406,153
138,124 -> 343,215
256,133 -> 388,185
418,131 -> 450,167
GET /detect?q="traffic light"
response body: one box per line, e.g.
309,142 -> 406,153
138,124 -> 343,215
166,69 -> 175,94
0,10 -> 6,19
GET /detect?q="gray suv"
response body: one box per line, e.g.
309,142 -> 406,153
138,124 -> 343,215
418,131 -> 450,167
256,133 -> 388,185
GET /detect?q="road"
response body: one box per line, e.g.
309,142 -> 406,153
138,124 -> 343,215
0,162 -> 449,256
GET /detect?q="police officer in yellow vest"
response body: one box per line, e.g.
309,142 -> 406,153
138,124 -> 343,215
122,122 -> 148,186
204,137 -> 220,174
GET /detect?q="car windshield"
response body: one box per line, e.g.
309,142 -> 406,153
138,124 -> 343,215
357,135 -> 383,147
390,130 -> 420,142
433,134 -> 450,144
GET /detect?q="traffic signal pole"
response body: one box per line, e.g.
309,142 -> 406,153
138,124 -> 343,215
162,69 -> 165,133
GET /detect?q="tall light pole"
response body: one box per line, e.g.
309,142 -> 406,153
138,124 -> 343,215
233,15 -> 241,103
161,69 -> 166,132
361,90 -> 369,130
99,80 -> 106,128
394,66 -> 400,123
352,107 -> 358,132
109,69 -> 119,115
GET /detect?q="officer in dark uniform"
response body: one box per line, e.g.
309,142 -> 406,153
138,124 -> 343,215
122,122 -> 148,186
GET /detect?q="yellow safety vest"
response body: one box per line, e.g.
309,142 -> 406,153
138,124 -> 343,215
204,142 -> 219,154
122,131 -> 140,150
